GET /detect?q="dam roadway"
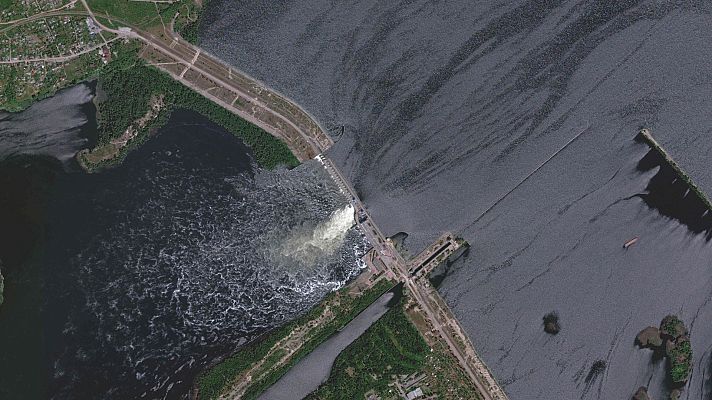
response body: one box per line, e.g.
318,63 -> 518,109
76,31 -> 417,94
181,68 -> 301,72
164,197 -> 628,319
79,5 -> 509,399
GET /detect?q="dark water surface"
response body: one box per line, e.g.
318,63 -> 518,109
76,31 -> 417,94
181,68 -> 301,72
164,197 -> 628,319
0,102 -> 365,398
200,1 -> 712,398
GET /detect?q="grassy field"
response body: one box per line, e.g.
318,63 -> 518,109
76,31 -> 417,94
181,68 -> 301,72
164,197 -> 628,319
86,0 -> 197,29
86,0 -> 163,28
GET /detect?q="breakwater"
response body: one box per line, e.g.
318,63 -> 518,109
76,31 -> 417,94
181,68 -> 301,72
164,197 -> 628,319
637,128 -> 712,212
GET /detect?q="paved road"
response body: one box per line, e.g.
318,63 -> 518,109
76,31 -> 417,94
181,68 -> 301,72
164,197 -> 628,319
75,0 -> 331,161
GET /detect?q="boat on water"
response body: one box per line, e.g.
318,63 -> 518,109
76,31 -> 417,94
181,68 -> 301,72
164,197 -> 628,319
624,237 -> 639,249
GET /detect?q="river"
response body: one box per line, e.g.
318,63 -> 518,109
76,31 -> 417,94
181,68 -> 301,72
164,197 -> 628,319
0,87 -> 366,399
200,1 -> 712,398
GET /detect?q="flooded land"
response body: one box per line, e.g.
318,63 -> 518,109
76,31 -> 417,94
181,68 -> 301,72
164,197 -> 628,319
200,1 -> 712,398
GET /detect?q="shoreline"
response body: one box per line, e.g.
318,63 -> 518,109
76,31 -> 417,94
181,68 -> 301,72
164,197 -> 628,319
192,270 -> 394,400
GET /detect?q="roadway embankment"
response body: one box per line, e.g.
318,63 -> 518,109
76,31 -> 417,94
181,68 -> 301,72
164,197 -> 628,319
637,128 -> 712,211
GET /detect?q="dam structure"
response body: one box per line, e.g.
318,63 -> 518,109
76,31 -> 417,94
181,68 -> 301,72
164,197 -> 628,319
140,23 -> 509,397
75,6 -> 510,398
316,155 -> 509,400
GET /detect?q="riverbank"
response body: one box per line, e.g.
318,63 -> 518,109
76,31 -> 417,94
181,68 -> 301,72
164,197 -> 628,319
2,0 -> 298,171
307,286 -> 482,400
258,286 -> 398,400
1,107 -> 354,399
195,272 -> 393,400
197,238 -> 486,400
0,0 -> 206,113
75,42 -> 298,172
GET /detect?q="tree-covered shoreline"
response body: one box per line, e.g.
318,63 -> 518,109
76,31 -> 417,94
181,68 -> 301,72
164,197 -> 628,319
78,42 -> 299,171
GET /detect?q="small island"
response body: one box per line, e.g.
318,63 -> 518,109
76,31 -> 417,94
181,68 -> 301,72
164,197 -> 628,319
632,386 -> 651,400
543,311 -> 560,334
635,315 -> 692,398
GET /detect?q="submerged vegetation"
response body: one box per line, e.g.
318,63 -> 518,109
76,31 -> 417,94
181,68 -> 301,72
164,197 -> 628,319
80,42 -> 298,171
633,387 -> 651,400
659,315 -> 693,384
543,311 -> 560,334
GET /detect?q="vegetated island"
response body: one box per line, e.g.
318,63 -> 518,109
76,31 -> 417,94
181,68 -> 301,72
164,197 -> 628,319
543,311 -> 560,334
635,315 -> 692,399
632,386 -> 652,400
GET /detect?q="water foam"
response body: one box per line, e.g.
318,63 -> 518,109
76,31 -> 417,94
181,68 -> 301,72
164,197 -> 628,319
273,204 -> 356,267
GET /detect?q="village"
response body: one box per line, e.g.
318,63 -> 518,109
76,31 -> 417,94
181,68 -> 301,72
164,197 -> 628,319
0,0 -> 114,110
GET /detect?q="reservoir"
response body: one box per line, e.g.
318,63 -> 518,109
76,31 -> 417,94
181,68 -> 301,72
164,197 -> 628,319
200,1 -> 712,398
0,87 -> 366,399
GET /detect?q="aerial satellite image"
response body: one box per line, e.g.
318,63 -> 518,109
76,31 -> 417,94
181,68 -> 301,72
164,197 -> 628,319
1,1 -> 711,400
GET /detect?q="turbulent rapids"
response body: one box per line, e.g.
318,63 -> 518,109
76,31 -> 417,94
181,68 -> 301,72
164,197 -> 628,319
13,111 -> 369,399
272,205 -> 356,267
